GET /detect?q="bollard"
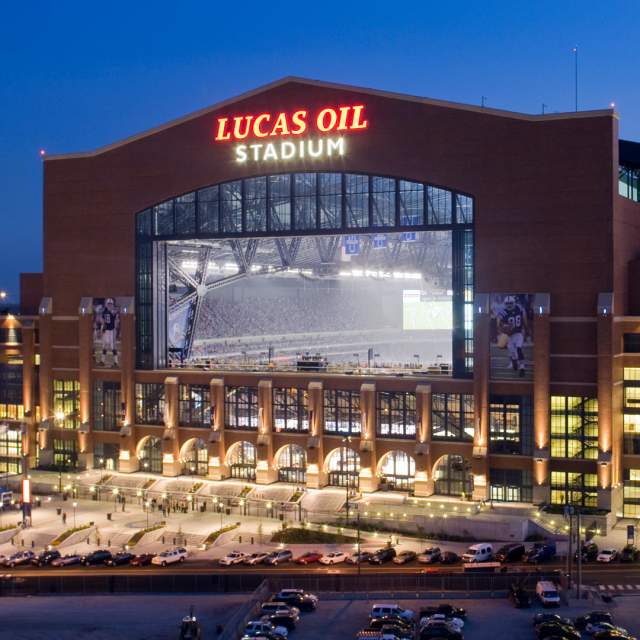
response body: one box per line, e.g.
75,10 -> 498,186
20,538 -> 24,547
31,540 -> 34,549
108,539 -> 111,547
173,537 -> 176,545
162,535 -> 165,544
251,536 -> 254,544
238,535 -> 242,543
87,538 -> 90,544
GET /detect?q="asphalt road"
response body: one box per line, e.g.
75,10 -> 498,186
2,558 -> 638,583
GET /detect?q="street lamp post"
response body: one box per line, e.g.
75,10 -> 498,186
145,501 -> 150,528
342,436 -> 352,524
72,501 -> 77,528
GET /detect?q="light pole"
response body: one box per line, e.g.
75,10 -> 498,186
342,435 -> 352,523
112,487 -> 118,511
145,500 -> 150,528
72,501 -> 77,528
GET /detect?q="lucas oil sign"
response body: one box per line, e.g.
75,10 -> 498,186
213,104 -> 369,163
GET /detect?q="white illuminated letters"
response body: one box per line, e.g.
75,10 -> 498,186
235,137 -> 345,164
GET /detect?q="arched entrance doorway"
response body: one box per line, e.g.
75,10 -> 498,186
326,447 -> 360,489
226,441 -> 257,481
378,450 -> 416,491
433,454 -> 473,496
180,438 -> 208,476
138,436 -> 163,474
275,444 -> 306,484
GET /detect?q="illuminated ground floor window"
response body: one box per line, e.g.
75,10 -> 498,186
489,468 -> 532,503
94,442 -> 120,471
52,438 -> 78,471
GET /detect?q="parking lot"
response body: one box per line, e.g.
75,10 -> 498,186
302,595 -> 640,640
2,591 -> 633,640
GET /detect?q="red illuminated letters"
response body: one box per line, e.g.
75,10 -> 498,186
214,104 -> 368,142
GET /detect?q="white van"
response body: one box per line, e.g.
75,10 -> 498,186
536,580 -> 560,607
461,543 -> 493,563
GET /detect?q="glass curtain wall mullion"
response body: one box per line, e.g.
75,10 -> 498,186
52,379 -> 80,429
431,392 -> 474,441
225,386 -> 258,430
92,380 -> 122,432
273,387 -> 308,432
134,383 -> 166,426
376,391 -> 416,438
323,389 -> 361,435
550,396 -> 599,460
178,384 -> 211,428
550,470 -> 597,508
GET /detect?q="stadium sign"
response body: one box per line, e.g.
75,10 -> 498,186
214,104 -> 368,163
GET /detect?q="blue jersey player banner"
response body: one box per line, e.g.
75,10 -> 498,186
489,294 -> 534,380
92,297 -> 122,368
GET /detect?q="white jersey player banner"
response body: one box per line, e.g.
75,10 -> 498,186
489,294 -> 534,380
92,297 -> 122,368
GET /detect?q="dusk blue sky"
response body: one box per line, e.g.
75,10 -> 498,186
1,1 -> 638,301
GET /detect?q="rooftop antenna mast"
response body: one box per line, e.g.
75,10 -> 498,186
572,46 -> 578,112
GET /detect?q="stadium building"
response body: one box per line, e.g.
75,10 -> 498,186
2,77 -> 640,519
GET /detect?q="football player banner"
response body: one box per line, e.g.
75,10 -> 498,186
92,297 -> 122,368
489,294 -> 534,380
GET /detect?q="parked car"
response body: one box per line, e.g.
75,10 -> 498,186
4,551 -> 35,568
536,580 -> 561,607
369,548 -> 397,565
264,550 -> 293,566
586,623 -> 631,637
370,603 -> 415,623
261,612 -> 298,632
50,554 -> 82,567
130,553 -> 155,566
82,550 -> 112,566
597,548 -> 618,563
495,543 -> 525,563
319,551 -> 347,565
525,542 -> 556,563
440,551 -> 460,564
574,612 -> 614,631
219,551 -> 247,566
620,545 -> 640,563
366,620 -> 414,639
32,549 -> 61,567
509,584 -> 531,608
417,547 -> 442,564
393,550 -> 417,565
422,613 -> 464,630
369,616 -> 415,634
244,552 -> 270,565
244,620 -> 288,639
105,552 -> 134,566
461,543 -> 493,563
420,604 -> 466,620
533,614 -> 574,628
151,547 -> 187,566
536,622 -> 580,640
272,589 -> 318,611
347,551 -> 371,564
419,619 -> 463,640
294,551 -> 322,565
577,542 -> 599,562
592,631 -> 635,640
260,603 -> 299,620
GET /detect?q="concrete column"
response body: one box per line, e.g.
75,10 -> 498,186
77,300 -> 93,469
305,381 -> 325,489
37,298 -> 53,465
21,323 -> 36,469
359,383 -> 378,493
162,376 -> 181,476
118,303 -> 137,473
414,384 -> 434,497
533,294 -> 551,503
472,293 -> 490,500
256,379 -> 277,484
207,378 -> 227,480
596,293 -> 618,511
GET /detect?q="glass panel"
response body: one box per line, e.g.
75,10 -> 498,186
427,186 -> 452,224
153,201 -> 174,235
399,180 -> 423,226
293,173 -> 317,230
345,174 -> 369,228
221,181 -> 243,233
372,177 -> 396,227
269,174 -> 291,231
318,173 -> 342,229
197,185 -> 219,234
175,192 -> 196,235
244,176 -> 267,232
